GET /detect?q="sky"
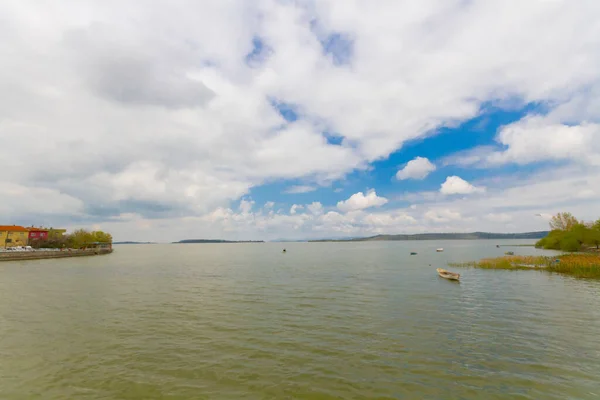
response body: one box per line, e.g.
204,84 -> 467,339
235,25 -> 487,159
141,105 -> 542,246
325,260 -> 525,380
1,0 -> 599,242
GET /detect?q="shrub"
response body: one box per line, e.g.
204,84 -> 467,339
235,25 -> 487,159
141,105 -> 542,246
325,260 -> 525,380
560,234 -> 581,252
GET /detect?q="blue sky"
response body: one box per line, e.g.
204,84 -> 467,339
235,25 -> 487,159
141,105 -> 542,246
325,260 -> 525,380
1,0 -> 599,241
246,102 -> 548,211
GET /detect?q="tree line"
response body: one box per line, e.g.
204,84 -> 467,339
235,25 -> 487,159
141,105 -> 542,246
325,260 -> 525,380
30,229 -> 113,249
535,212 -> 600,252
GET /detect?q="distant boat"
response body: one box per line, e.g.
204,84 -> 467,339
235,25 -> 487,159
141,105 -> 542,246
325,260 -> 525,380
436,248 -> 444,252
496,245 -> 500,248
282,249 -> 287,253
437,268 -> 460,281
410,252 -> 417,255
505,251 -> 514,255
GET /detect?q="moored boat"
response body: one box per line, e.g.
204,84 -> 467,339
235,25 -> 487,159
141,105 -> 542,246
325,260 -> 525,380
437,268 -> 460,281
410,252 -> 417,255
436,248 -> 444,252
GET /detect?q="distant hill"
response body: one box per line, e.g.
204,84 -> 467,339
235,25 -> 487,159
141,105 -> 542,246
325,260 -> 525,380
271,236 -> 360,242
309,231 -> 549,242
175,239 -> 265,244
113,241 -> 156,244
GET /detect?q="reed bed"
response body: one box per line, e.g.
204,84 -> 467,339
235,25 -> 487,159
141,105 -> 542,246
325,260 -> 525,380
449,254 -> 600,279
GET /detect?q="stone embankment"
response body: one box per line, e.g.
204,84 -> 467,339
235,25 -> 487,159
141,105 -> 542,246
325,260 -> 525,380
0,249 -> 113,262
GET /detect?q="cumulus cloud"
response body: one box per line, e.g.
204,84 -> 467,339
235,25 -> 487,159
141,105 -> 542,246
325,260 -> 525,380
307,202 -> 324,216
396,157 -> 436,180
489,117 -> 600,166
337,190 -> 388,212
445,115 -> 600,168
239,199 -> 255,214
289,204 -> 303,214
440,176 -> 485,195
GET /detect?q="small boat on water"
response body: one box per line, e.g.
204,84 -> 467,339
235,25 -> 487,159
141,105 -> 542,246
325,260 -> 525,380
437,268 -> 460,281
436,248 -> 444,252
410,252 -> 417,255
505,251 -> 514,255
282,249 -> 287,253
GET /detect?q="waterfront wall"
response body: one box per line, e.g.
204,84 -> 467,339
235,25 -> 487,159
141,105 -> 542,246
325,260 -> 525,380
0,249 -> 113,262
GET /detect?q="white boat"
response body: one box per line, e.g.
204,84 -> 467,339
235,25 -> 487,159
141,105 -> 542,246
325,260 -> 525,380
436,248 -> 444,252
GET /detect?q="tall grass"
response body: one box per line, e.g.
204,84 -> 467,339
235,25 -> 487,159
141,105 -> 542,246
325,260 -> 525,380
449,254 -> 600,279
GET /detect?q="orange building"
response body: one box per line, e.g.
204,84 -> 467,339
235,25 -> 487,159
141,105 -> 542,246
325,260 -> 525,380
0,225 -> 30,247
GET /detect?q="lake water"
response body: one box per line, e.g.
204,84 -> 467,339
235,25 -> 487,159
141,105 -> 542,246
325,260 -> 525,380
1,241 -> 599,399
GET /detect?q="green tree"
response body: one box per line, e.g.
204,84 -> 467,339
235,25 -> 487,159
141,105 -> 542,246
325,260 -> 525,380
549,212 -> 579,231
560,233 -> 582,252
535,230 -> 564,250
92,231 -> 113,243
583,222 -> 600,249
67,229 -> 95,249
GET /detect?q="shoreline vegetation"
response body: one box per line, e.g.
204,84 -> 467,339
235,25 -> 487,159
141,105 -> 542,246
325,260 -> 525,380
449,254 -> 600,279
450,213 -> 600,279
1,227 -> 114,262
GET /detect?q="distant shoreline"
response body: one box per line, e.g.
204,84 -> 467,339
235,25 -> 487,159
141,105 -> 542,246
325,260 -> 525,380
113,241 -> 156,245
309,231 -> 549,242
174,239 -> 265,244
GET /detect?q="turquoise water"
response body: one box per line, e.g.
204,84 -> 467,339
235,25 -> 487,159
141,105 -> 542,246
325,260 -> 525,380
1,241 -> 599,399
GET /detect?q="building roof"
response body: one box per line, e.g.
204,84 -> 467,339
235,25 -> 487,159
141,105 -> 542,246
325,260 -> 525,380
0,225 -> 29,232
27,227 -> 49,232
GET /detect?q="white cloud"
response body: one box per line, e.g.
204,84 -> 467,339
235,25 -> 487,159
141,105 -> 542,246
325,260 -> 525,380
0,182 -> 84,219
362,212 -> 416,227
445,115 -> 600,168
337,190 -> 388,213
239,199 -> 254,214
489,117 -> 600,166
264,201 -> 275,209
289,204 -> 303,214
77,165 -> 600,241
307,202 -> 324,215
424,209 -> 463,223
484,213 -> 513,223
1,0 -> 599,238
440,176 -> 485,195
396,157 -> 436,180
284,185 -> 317,194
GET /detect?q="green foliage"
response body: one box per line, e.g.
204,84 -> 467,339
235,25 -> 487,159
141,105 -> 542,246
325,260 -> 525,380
536,213 -> 600,251
560,233 -> 581,252
66,229 -> 112,249
535,230 -> 563,250
583,225 -> 600,249
92,231 -> 113,243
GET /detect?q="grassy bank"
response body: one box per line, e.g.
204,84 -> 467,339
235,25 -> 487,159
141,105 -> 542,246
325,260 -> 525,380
449,254 -> 600,279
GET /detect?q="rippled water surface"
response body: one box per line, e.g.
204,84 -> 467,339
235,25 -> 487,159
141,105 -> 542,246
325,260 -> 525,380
1,241 -> 600,399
